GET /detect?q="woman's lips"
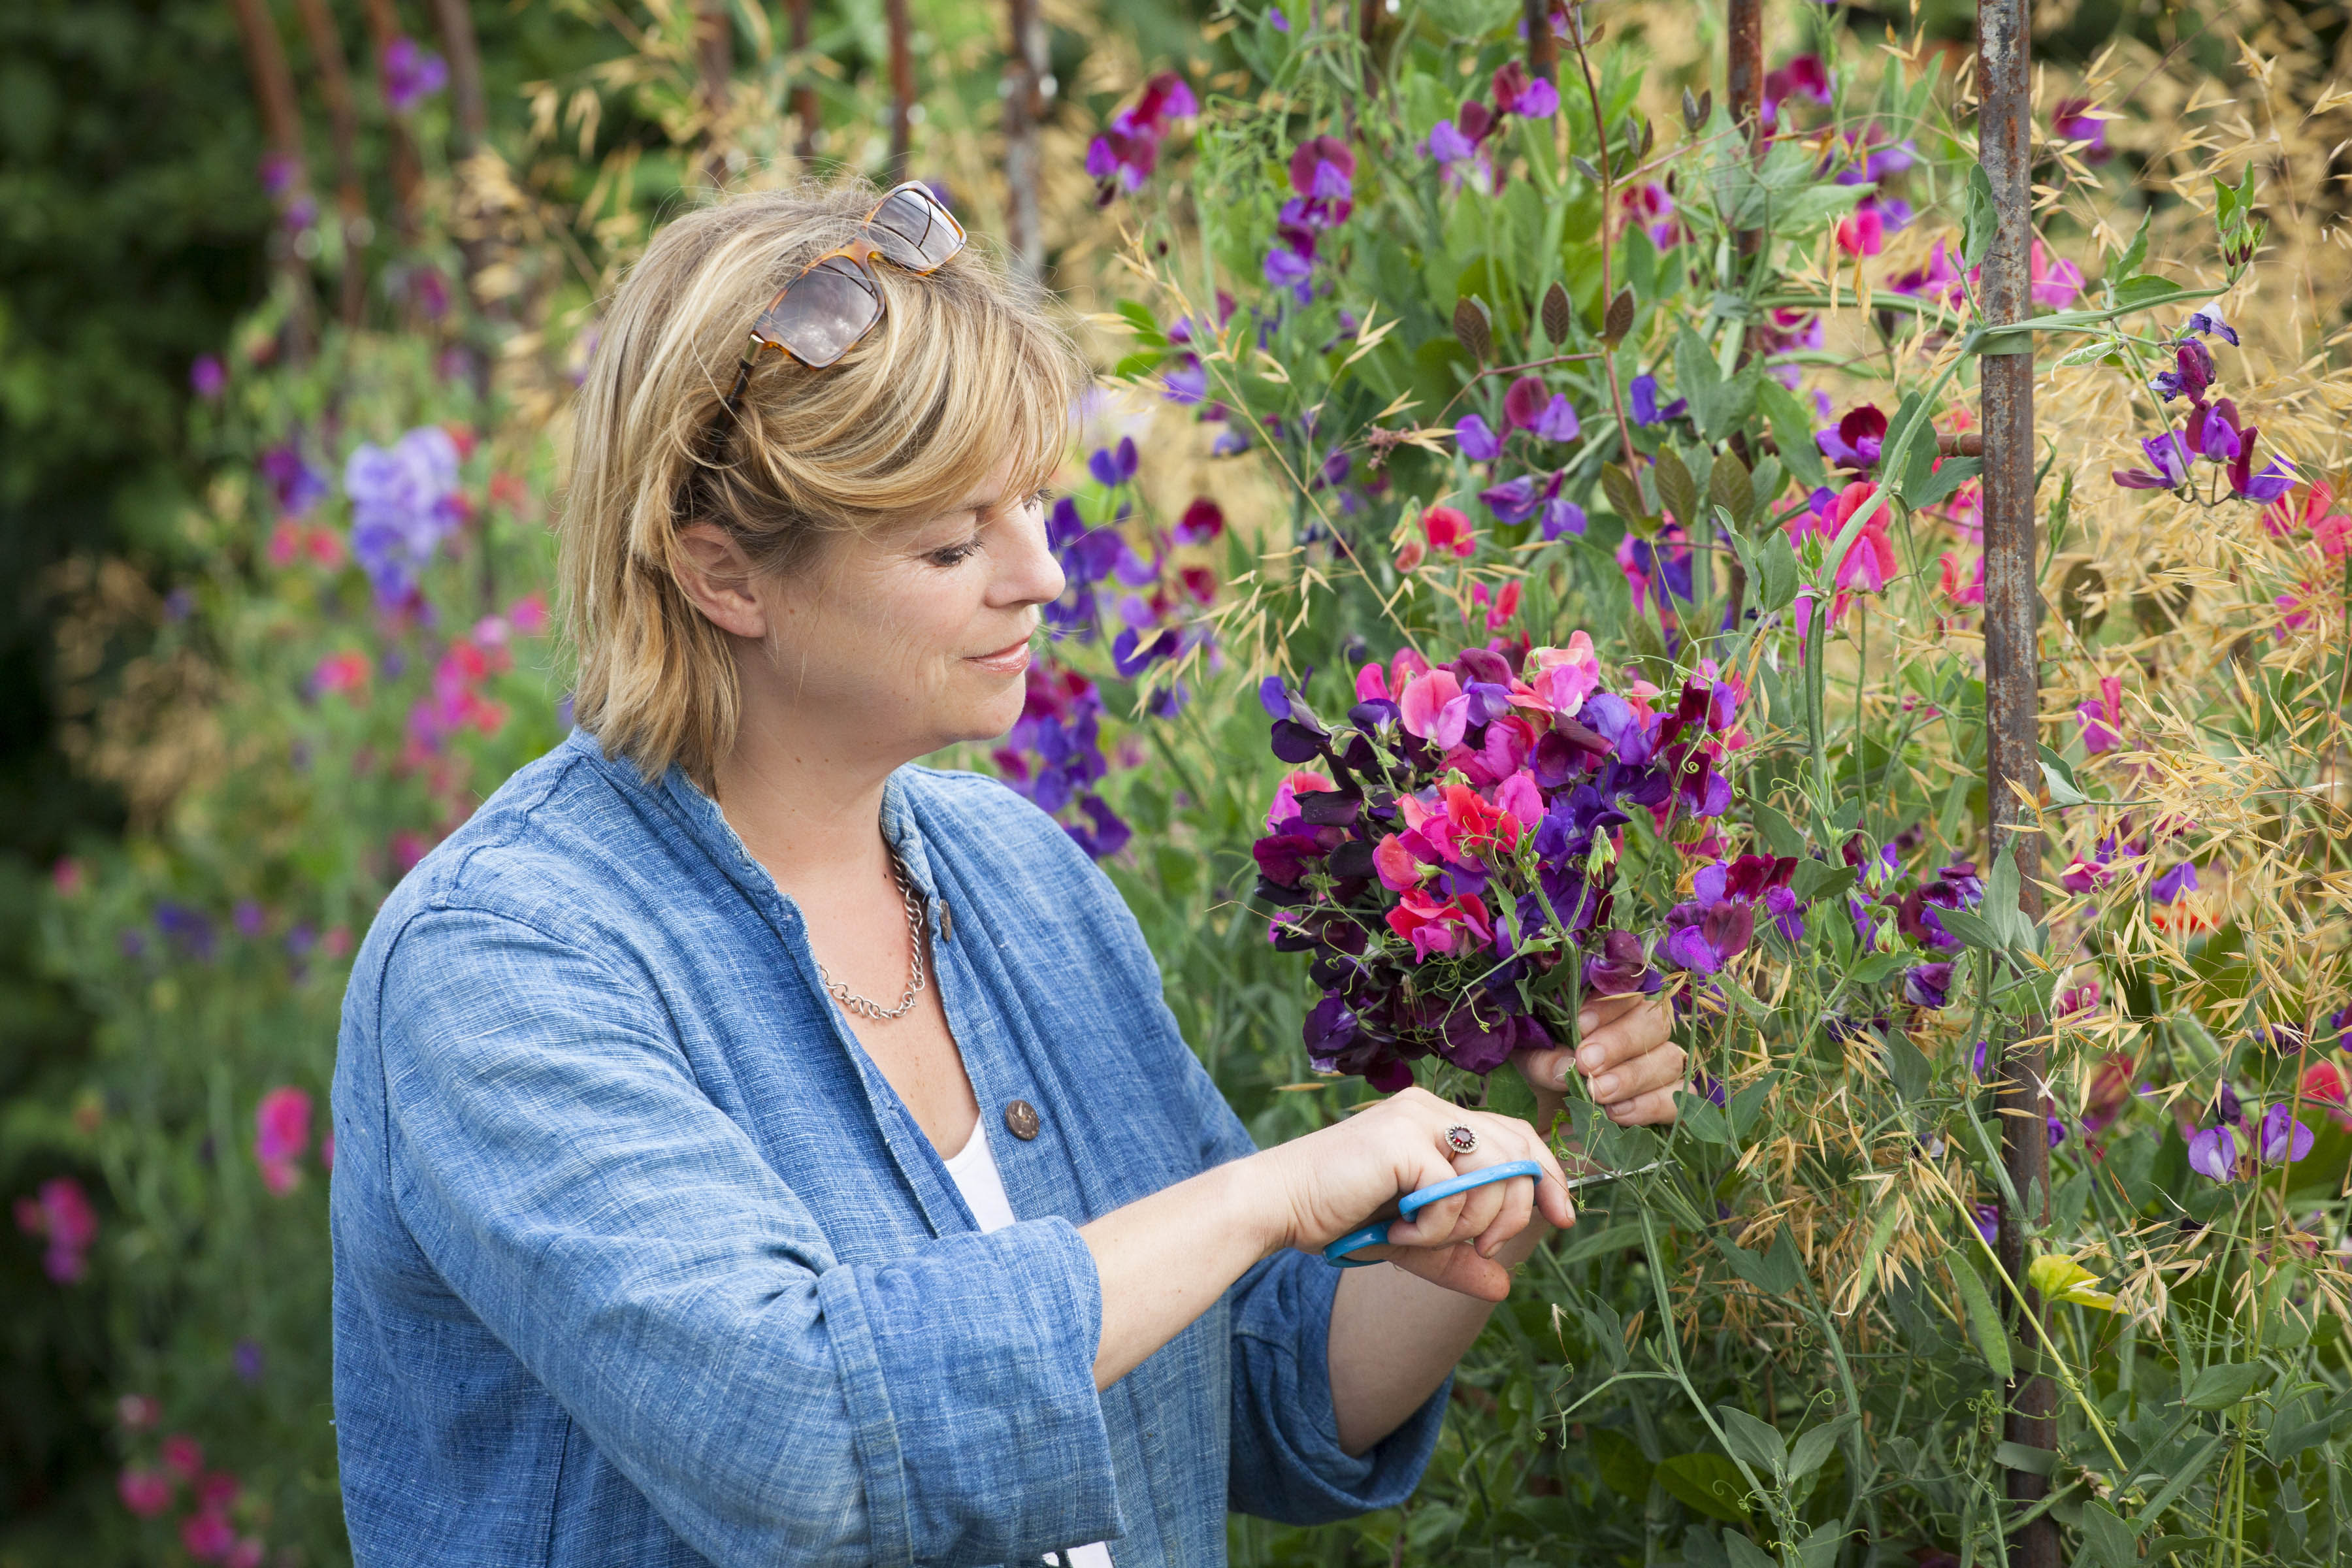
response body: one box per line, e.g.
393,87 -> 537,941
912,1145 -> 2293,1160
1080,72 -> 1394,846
965,637 -> 1032,674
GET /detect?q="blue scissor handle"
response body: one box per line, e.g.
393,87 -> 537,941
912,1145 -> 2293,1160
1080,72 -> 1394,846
1320,1160 -> 1546,1267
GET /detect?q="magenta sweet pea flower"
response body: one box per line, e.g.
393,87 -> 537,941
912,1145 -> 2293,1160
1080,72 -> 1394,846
2051,97 -> 2111,163
382,36 -> 449,113
2077,675 -> 2124,753
189,353 -> 227,400
1454,414 -> 1503,461
1816,404 -> 1887,471
1426,118 -> 1478,163
1903,961 -> 1953,1009
1889,239 -> 1965,304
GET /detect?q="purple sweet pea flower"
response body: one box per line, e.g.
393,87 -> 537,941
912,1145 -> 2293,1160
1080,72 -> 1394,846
2047,1115 -> 2068,1148
1903,962 -> 1953,1009
2112,431 -> 2192,491
1973,1203 -> 2000,1245
1088,438 -> 1139,488
1264,243 -> 1313,294
190,354 -> 227,400
2051,98 -> 2110,163
2187,1122 -> 2238,1181
2260,1103 -> 2315,1164
345,424 -> 463,605
1816,404 -> 1887,472
1541,497 -> 1587,541
1455,414 -> 1503,461
1480,476 -> 1540,525
381,37 -> 449,113
1427,120 -> 1478,163
1584,928 -> 1661,996
2149,860 -> 2198,904
1629,374 -> 1686,427
261,445 -> 328,516
1528,395 -> 1580,443
1160,354 -> 1207,404
2183,311 -> 2239,346
2153,338 -> 2214,404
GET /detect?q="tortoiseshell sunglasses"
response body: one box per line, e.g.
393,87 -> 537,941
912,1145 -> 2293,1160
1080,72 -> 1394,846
719,182 -> 968,416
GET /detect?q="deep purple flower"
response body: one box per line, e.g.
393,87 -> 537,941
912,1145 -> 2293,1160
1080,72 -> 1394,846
1479,474 -> 1551,525
1064,794 -> 1132,859
1264,243 -> 1313,295
2183,311 -> 2239,346
2260,1103 -> 2314,1164
381,36 -> 448,112
1584,928 -> 1659,996
1693,1071 -> 1728,1107
2216,1081 -> 2243,1126
189,355 -> 227,400
2047,1115 -> 2068,1148
2111,431 -> 2191,491
1629,374 -> 1686,427
2148,860 -> 2198,904
1973,1203 -> 2000,1245
154,902 -> 217,962
260,445 -> 327,517
1088,437 -> 1139,488
2153,338 -> 2214,404
233,1339 -> 267,1385
2187,1122 -> 2237,1181
1160,355 -> 1207,404
1816,404 -> 1887,471
1903,962 -> 1953,1009
1665,899 -> 1754,975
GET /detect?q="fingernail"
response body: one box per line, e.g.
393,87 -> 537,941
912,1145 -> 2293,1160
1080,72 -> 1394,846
1579,1046 -> 1603,1069
1593,1075 -> 1618,1100
1576,1008 -> 1598,1030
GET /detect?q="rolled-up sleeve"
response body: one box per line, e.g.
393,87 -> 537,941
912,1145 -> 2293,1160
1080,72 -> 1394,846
371,905 -> 1124,1568
1153,960 -> 1449,1522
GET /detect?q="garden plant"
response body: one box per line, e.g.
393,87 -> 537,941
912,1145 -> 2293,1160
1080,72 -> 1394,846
12,0 -> 2352,1565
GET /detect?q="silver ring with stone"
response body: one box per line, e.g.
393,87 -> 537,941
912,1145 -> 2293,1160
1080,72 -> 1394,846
1444,1124 -> 1478,1156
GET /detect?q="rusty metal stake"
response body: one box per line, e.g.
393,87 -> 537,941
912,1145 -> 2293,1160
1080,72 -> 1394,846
1727,0 -> 1761,146
1976,0 -> 2059,1560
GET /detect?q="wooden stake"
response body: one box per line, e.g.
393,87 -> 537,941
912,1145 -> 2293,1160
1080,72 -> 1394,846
292,0 -> 372,327
1003,0 -> 1047,277
226,0 -> 315,357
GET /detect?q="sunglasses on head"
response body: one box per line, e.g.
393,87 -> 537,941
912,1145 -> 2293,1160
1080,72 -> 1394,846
720,182 -> 968,417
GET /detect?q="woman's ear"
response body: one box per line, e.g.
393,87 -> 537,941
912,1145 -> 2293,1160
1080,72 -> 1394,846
673,523 -> 769,640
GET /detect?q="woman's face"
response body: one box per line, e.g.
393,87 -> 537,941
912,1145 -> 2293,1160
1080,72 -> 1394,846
719,457 -> 1067,769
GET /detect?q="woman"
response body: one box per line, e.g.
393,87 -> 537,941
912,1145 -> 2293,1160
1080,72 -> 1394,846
329,182 -> 1684,1568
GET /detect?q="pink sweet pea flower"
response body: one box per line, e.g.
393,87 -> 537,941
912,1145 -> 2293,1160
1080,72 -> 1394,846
1385,888 -> 1494,962
1264,768 -> 1337,832
161,1435 -> 204,1479
2077,676 -> 2125,754
118,1465 -> 174,1517
1788,482 -> 1897,623
1398,668 -> 1469,748
1522,632 -> 1602,715
1835,207 -> 1885,257
1421,505 -> 1475,557
254,1086 -> 312,1196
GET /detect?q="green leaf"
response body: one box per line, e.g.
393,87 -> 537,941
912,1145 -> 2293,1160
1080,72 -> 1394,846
1790,860 -> 1855,902
1934,906 -> 2005,951
1908,455 -> 1980,511
1984,845 -> 2028,945
1484,1057 -> 1538,1120
1111,349 -> 1166,380
1853,1201 -> 1904,1296
1758,378 -> 1827,490
1712,1228 -> 1801,1294
1588,1424 -> 1656,1499
2184,1361 -> 2269,1410
1790,1526 -> 1847,1568
2114,210 -> 2152,281
1552,1221 -> 1646,1268
1848,951 -> 1905,986
1676,1091 -> 1733,1145
1656,1453 -> 1754,1523
1962,165 -> 1998,269
1753,804 -> 1805,860
2038,744 -> 2089,807
1883,1028 -> 1931,1103
1656,448 -> 1700,531
1950,1262 -> 2014,1383
1716,1407 -> 1788,1477
1728,1073 -> 1777,1139
2078,1501 -> 2140,1568
1755,531 -> 1801,615
1993,1439 -> 2059,1477
1115,299 -> 1169,348
2111,273 -> 2183,308
1602,462 -> 1652,529
1710,449 -> 1755,529
1786,1414 -> 1857,1481
1722,1531 -> 1775,1568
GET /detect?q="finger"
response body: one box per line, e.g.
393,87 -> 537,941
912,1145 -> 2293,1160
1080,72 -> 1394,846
1388,1191 -> 1469,1249
1606,1085 -> 1683,1126
1388,1242 -> 1512,1302
1447,1110 -> 1577,1231
1452,1181 -> 1507,1245
1576,994 -> 1673,1075
1590,1041 -> 1688,1106
1476,1175 -> 1535,1256
1514,1043 -> 1576,1095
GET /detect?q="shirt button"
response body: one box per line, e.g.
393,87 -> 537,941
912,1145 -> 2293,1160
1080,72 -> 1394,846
1003,1100 -> 1041,1141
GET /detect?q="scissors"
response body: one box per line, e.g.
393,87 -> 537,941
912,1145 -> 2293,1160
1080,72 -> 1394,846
1321,1159 -> 1667,1267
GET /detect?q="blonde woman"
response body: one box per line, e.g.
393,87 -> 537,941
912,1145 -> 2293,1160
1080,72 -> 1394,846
329,182 -> 1683,1568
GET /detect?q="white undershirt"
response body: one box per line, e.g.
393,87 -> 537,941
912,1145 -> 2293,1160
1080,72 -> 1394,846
940,1120 -> 1114,1568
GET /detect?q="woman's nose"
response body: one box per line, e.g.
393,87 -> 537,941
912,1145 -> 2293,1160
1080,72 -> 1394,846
992,498 -> 1068,610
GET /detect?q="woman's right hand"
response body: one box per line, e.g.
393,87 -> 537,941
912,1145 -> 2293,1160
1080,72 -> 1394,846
1252,1088 -> 1576,1295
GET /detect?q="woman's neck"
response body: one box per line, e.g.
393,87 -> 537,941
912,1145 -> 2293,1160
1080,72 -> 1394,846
710,707 -> 901,901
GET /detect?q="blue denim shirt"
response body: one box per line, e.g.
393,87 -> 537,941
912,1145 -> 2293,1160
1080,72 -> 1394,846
330,729 -> 1445,1567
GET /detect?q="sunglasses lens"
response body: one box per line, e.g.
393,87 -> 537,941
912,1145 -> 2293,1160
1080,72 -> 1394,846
867,185 -> 966,273
752,257 -> 884,368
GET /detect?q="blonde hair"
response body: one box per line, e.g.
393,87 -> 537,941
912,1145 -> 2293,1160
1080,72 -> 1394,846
560,181 -> 1083,791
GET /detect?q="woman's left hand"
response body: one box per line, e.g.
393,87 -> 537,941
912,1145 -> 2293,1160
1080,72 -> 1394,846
1514,994 -> 1684,1130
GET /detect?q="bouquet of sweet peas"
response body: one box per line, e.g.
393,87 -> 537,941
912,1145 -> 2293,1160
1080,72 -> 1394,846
1250,634 -> 1772,1092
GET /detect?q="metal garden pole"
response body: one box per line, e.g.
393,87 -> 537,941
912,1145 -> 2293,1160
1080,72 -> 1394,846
1976,0 -> 2060,1557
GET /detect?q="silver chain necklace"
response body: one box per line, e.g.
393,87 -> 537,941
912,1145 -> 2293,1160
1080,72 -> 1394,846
816,853 -> 928,1022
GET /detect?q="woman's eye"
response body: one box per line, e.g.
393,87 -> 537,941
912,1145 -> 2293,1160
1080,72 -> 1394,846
926,540 -> 983,567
